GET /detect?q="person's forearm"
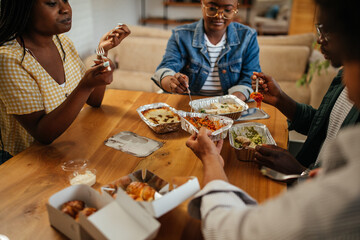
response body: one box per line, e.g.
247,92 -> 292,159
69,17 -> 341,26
202,155 -> 228,185
25,83 -> 95,144
87,85 -> 106,107
274,91 -> 297,121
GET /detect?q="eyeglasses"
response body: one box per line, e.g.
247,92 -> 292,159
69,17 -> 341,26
202,4 -> 238,20
315,23 -> 331,42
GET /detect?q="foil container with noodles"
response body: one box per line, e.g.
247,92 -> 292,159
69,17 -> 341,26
177,110 -> 234,141
189,95 -> 249,120
229,122 -> 276,162
137,102 -> 181,134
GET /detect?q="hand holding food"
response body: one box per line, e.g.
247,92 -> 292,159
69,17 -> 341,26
251,72 -> 283,107
250,76 -> 264,109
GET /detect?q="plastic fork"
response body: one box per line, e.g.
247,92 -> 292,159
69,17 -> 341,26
187,87 -> 193,112
260,166 -> 307,181
96,46 -> 105,60
95,47 -> 111,71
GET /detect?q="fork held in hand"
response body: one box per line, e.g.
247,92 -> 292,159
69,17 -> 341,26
95,47 -> 111,71
260,166 -> 307,181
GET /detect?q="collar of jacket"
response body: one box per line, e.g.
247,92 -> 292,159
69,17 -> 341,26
192,19 -> 241,49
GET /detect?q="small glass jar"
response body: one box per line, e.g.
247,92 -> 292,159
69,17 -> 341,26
61,159 -> 96,186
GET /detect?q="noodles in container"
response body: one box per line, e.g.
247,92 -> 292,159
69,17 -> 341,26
229,122 -> 276,161
177,111 -> 234,141
189,95 -> 248,120
137,103 -> 181,134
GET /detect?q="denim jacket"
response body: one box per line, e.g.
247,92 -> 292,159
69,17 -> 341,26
151,19 -> 261,99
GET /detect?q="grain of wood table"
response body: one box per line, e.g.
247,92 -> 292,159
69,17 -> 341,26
0,89 -> 288,240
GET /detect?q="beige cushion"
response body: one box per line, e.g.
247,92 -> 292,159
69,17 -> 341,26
309,67 -> 338,108
128,25 -> 172,39
257,33 -> 315,53
259,45 -> 310,83
279,81 -> 310,104
112,36 -> 168,73
110,70 -> 160,92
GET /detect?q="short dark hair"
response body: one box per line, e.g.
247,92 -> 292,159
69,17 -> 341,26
315,0 -> 360,61
0,0 -> 35,46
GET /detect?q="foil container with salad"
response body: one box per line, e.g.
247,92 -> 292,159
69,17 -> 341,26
229,122 -> 276,161
177,110 -> 234,141
137,102 -> 181,134
189,95 -> 249,120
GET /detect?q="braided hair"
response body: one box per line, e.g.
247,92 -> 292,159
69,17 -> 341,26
0,0 -> 66,62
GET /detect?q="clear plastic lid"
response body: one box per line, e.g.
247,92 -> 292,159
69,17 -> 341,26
61,159 -> 88,171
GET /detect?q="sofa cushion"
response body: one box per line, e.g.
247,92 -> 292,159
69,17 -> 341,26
259,45 -> 310,83
257,33 -> 315,53
279,81 -> 310,104
128,25 -> 172,39
112,36 -> 168,73
110,69 -> 161,93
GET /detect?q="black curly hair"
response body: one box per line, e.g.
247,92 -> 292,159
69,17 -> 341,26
315,0 -> 360,61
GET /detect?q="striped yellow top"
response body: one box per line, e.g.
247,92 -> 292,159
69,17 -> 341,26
0,34 -> 85,156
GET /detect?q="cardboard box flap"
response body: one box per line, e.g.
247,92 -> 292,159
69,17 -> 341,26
140,177 -> 200,217
80,201 -> 160,240
47,184 -> 112,240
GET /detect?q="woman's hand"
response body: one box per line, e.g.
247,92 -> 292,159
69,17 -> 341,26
98,24 -> 131,55
251,72 -> 282,107
79,59 -> 114,89
161,73 -> 189,94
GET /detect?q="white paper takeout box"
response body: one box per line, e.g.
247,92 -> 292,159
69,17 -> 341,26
47,184 -> 160,240
101,169 -> 201,218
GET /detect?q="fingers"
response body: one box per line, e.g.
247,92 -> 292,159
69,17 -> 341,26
215,139 -> 224,153
107,24 -> 131,42
176,73 -> 189,88
254,144 -> 280,157
172,73 -> 188,92
168,74 -> 189,94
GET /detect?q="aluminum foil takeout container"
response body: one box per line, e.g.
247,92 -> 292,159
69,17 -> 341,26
229,122 -> 276,161
137,102 -> 181,134
189,95 -> 249,120
177,110 -> 234,141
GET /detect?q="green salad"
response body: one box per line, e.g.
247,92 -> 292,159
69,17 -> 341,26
232,127 -> 265,148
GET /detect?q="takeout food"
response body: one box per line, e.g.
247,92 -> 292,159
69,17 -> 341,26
184,116 -> 224,132
126,182 -> 156,201
142,107 -> 180,125
250,92 -> 264,109
61,200 -> 97,221
189,95 -> 248,120
232,126 -> 265,148
103,181 -> 156,202
200,102 -> 244,114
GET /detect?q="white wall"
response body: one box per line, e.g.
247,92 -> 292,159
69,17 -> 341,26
66,0 -> 248,59
66,0 -> 141,59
